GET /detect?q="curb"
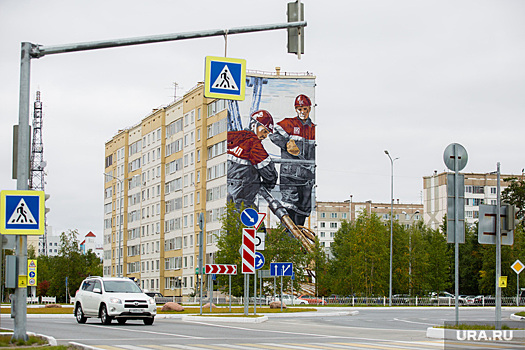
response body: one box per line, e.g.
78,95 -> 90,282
182,315 -> 269,323
0,331 -> 57,346
511,313 -> 525,321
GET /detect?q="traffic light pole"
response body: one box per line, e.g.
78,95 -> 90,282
13,42 -> 32,341
496,163 -> 502,328
14,18 -> 307,338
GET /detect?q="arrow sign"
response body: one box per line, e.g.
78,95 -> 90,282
240,208 -> 258,227
255,252 -> 265,270
270,262 -> 293,277
205,264 -> 237,275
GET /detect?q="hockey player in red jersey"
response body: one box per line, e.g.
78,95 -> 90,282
227,110 -> 278,209
269,94 -> 315,226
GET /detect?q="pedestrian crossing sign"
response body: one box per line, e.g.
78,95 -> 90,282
204,56 -> 246,100
0,190 -> 45,235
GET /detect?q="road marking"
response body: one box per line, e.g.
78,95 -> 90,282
82,323 -> 203,339
95,346 -> 127,350
392,318 -> 438,326
120,346 -> 155,350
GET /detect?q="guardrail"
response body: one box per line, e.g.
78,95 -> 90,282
26,296 -> 56,304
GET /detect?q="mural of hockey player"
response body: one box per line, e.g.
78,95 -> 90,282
227,110 -> 278,210
269,94 -> 315,226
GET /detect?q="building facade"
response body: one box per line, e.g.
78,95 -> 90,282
423,171 -> 513,230
104,71 -> 316,297
316,200 -> 423,254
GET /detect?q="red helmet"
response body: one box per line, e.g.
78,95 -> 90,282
251,110 -> 274,133
294,94 -> 312,107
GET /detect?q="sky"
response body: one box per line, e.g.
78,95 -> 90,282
1,0 -> 524,240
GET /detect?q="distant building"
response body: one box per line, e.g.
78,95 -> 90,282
80,231 -> 103,260
423,171 -> 515,230
316,200 -> 423,257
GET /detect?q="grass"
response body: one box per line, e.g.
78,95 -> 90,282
0,334 -> 47,347
515,311 -> 525,317
161,306 -> 312,314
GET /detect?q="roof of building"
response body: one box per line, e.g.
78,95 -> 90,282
85,231 -> 96,237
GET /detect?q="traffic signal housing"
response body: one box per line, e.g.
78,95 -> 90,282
287,1 -> 304,55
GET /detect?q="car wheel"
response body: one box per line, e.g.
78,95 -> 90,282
117,318 -> 127,325
75,304 -> 87,324
143,317 -> 154,325
100,305 -> 112,325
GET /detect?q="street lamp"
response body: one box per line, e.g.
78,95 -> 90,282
384,150 -> 399,306
104,173 -> 124,277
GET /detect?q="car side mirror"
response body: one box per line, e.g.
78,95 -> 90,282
93,287 -> 102,294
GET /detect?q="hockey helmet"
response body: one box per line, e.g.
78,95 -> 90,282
294,94 -> 312,107
251,110 -> 274,133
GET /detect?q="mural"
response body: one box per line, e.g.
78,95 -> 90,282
226,74 -> 316,250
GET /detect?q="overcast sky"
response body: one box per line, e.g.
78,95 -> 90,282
1,0 -> 524,240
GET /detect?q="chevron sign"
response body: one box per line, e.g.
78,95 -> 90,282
205,264 -> 237,275
242,228 -> 256,273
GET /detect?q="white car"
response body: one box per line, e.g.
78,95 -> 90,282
74,276 -> 156,325
277,294 -> 308,305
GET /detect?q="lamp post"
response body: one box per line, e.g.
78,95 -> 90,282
384,150 -> 399,306
105,173 -> 124,277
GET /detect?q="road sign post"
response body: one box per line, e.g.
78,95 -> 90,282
511,260 -> 524,306
443,143 -> 468,326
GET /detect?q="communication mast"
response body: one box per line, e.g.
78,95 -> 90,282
29,91 -> 48,255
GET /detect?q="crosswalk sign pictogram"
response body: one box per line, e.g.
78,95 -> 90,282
1,190 -> 45,235
204,56 -> 246,100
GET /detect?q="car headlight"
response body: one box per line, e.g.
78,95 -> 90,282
148,297 -> 155,305
109,297 -> 122,304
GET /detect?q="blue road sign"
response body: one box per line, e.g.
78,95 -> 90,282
270,262 -> 293,277
212,274 -> 216,281
29,271 -> 36,278
1,190 -> 45,235
240,208 -> 258,227
255,252 -> 265,270
204,56 -> 246,100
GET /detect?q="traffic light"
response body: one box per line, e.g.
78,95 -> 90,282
287,1 -> 304,56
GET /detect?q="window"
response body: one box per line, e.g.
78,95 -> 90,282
330,222 -> 337,228
330,213 -> 337,218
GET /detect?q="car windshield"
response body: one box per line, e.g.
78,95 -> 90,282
103,280 -> 143,293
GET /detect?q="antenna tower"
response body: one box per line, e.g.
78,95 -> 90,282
29,91 -> 48,255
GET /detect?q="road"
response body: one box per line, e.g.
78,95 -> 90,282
1,307 -> 524,349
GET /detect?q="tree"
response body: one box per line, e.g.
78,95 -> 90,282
37,229 -> 102,302
328,210 -> 389,297
502,176 -> 525,225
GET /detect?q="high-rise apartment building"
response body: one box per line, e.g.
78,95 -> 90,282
316,200 -> 422,257
104,70 -> 316,297
423,171 -> 515,230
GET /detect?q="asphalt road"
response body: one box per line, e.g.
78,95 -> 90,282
1,307 -> 524,349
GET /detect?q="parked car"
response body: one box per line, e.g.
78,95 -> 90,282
392,294 -> 410,304
430,291 -> 456,304
298,295 -> 327,305
74,276 -> 156,325
144,291 -> 163,298
277,294 -> 308,305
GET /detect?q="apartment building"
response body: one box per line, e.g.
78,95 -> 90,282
423,171 -> 515,230
316,200 -> 423,254
104,70 -> 316,297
